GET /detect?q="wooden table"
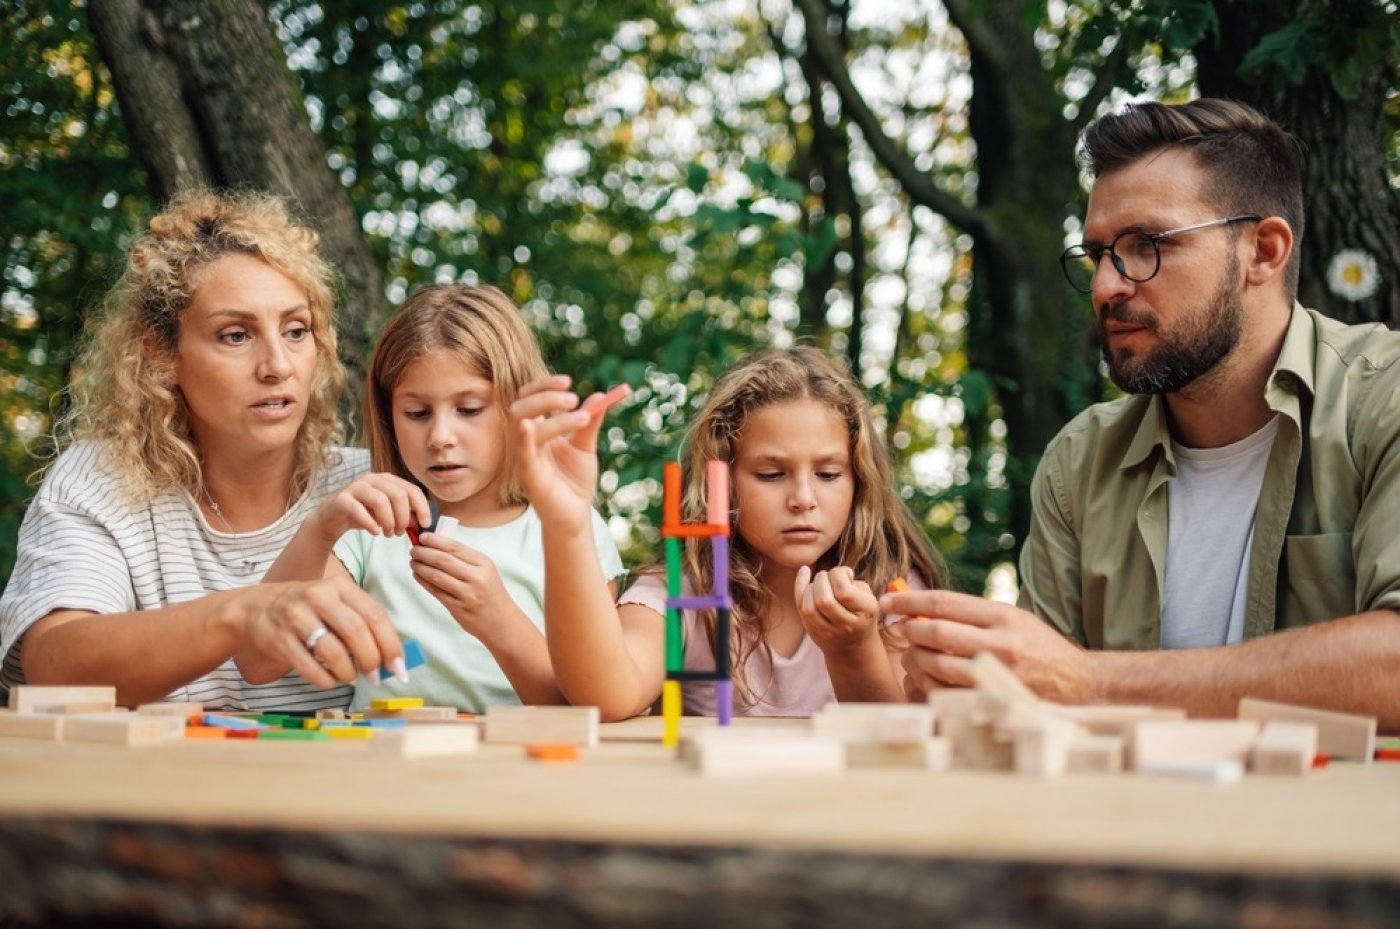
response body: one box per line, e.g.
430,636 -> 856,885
1,716 -> 1397,928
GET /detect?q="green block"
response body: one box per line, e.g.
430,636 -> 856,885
257,729 -> 329,741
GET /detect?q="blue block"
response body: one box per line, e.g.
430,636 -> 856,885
202,712 -> 265,730
377,638 -> 427,682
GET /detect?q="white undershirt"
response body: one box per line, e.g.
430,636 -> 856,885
1161,416 -> 1280,649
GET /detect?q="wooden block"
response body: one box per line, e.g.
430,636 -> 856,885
183,725 -> 229,739
1066,734 -> 1125,774
10,685 -> 117,715
370,696 -> 425,711
317,708 -> 348,720
1133,720 -> 1260,770
1238,697 -> 1375,763
0,709 -> 66,740
1045,704 -> 1187,735
1249,721 -> 1318,776
483,706 -> 599,748
526,743 -> 579,763
846,737 -> 951,770
927,688 -> 983,733
1137,757 -> 1245,783
63,712 -> 185,746
324,727 -> 374,740
137,701 -> 204,721
944,718 -> 1014,771
1011,714 -> 1081,777
969,651 -> 1038,706
363,705 -> 459,721
685,729 -> 845,777
372,725 -> 480,758
810,703 -> 935,742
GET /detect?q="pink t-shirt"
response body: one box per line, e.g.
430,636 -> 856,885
618,573 -> 878,717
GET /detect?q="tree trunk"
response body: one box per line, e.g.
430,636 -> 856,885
942,0 -> 1099,553
87,0 -> 383,401
1195,2 -> 1400,326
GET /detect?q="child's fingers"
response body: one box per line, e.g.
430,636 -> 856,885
510,387 -> 580,423
515,374 -> 573,400
793,565 -> 814,614
525,409 -> 591,445
580,383 -> 632,418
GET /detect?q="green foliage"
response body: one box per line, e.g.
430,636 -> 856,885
1237,0 -> 1399,99
0,1 -> 149,581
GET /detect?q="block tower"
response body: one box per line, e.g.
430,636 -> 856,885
661,460 -> 733,747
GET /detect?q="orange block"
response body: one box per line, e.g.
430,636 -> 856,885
887,576 -> 910,594
184,725 -> 229,740
526,743 -> 579,763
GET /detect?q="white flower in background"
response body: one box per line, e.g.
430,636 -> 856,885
1326,248 -> 1381,302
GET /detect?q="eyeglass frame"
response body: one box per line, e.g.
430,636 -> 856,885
1059,214 -> 1263,294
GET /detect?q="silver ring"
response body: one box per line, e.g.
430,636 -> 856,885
304,626 -> 329,652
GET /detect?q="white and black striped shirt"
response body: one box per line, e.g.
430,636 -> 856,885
0,440 -> 369,710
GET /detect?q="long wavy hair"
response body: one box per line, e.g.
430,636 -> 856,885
680,346 -> 946,705
364,284 -> 550,506
51,188 -> 345,503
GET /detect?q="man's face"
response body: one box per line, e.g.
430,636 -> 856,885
1083,149 -> 1248,394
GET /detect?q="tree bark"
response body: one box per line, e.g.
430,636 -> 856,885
86,0 -> 383,400
796,0 -> 1101,554
1195,1 -> 1400,326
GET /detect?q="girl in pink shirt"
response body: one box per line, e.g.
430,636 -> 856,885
619,347 -> 946,716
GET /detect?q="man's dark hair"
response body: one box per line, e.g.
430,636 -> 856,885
1080,98 -> 1304,302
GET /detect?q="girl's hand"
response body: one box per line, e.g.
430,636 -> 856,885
794,565 -> 882,655
307,472 -> 434,546
410,532 -> 520,641
511,374 -> 631,536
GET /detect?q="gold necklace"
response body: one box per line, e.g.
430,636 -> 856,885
200,484 -> 297,532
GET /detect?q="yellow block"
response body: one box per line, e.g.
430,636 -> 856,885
324,727 -> 374,740
370,696 -> 426,711
662,680 -> 682,748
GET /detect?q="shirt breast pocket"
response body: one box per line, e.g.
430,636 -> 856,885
1283,531 -> 1356,622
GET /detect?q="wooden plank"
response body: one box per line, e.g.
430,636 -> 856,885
62,712 -> 185,746
1133,720 -> 1260,770
10,686 -> 117,715
371,725 -> 480,758
1237,697 -> 1375,763
1249,722 -> 1318,777
484,706 -> 599,747
0,709 -> 66,740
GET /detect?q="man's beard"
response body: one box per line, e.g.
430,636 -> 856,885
1099,257 -> 1243,395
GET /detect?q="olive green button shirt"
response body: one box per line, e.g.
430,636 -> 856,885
1018,306 -> 1400,649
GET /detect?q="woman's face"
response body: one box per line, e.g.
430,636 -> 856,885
173,253 -> 318,463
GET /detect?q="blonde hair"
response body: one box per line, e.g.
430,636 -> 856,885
54,188 -> 345,502
680,346 -> 946,705
364,284 -> 550,505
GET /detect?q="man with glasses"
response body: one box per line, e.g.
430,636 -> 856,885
887,98 -> 1400,728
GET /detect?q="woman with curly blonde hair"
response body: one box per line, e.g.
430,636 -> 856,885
0,189 -> 403,711
618,346 -> 947,715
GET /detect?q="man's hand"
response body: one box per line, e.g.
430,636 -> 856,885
881,589 -> 1095,704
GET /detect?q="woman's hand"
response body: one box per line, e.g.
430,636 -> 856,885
235,576 -> 407,688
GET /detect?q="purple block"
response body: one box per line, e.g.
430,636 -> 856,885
711,534 -> 730,601
715,681 -> 733,726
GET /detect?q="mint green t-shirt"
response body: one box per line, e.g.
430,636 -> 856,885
336,505 -> 625,711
